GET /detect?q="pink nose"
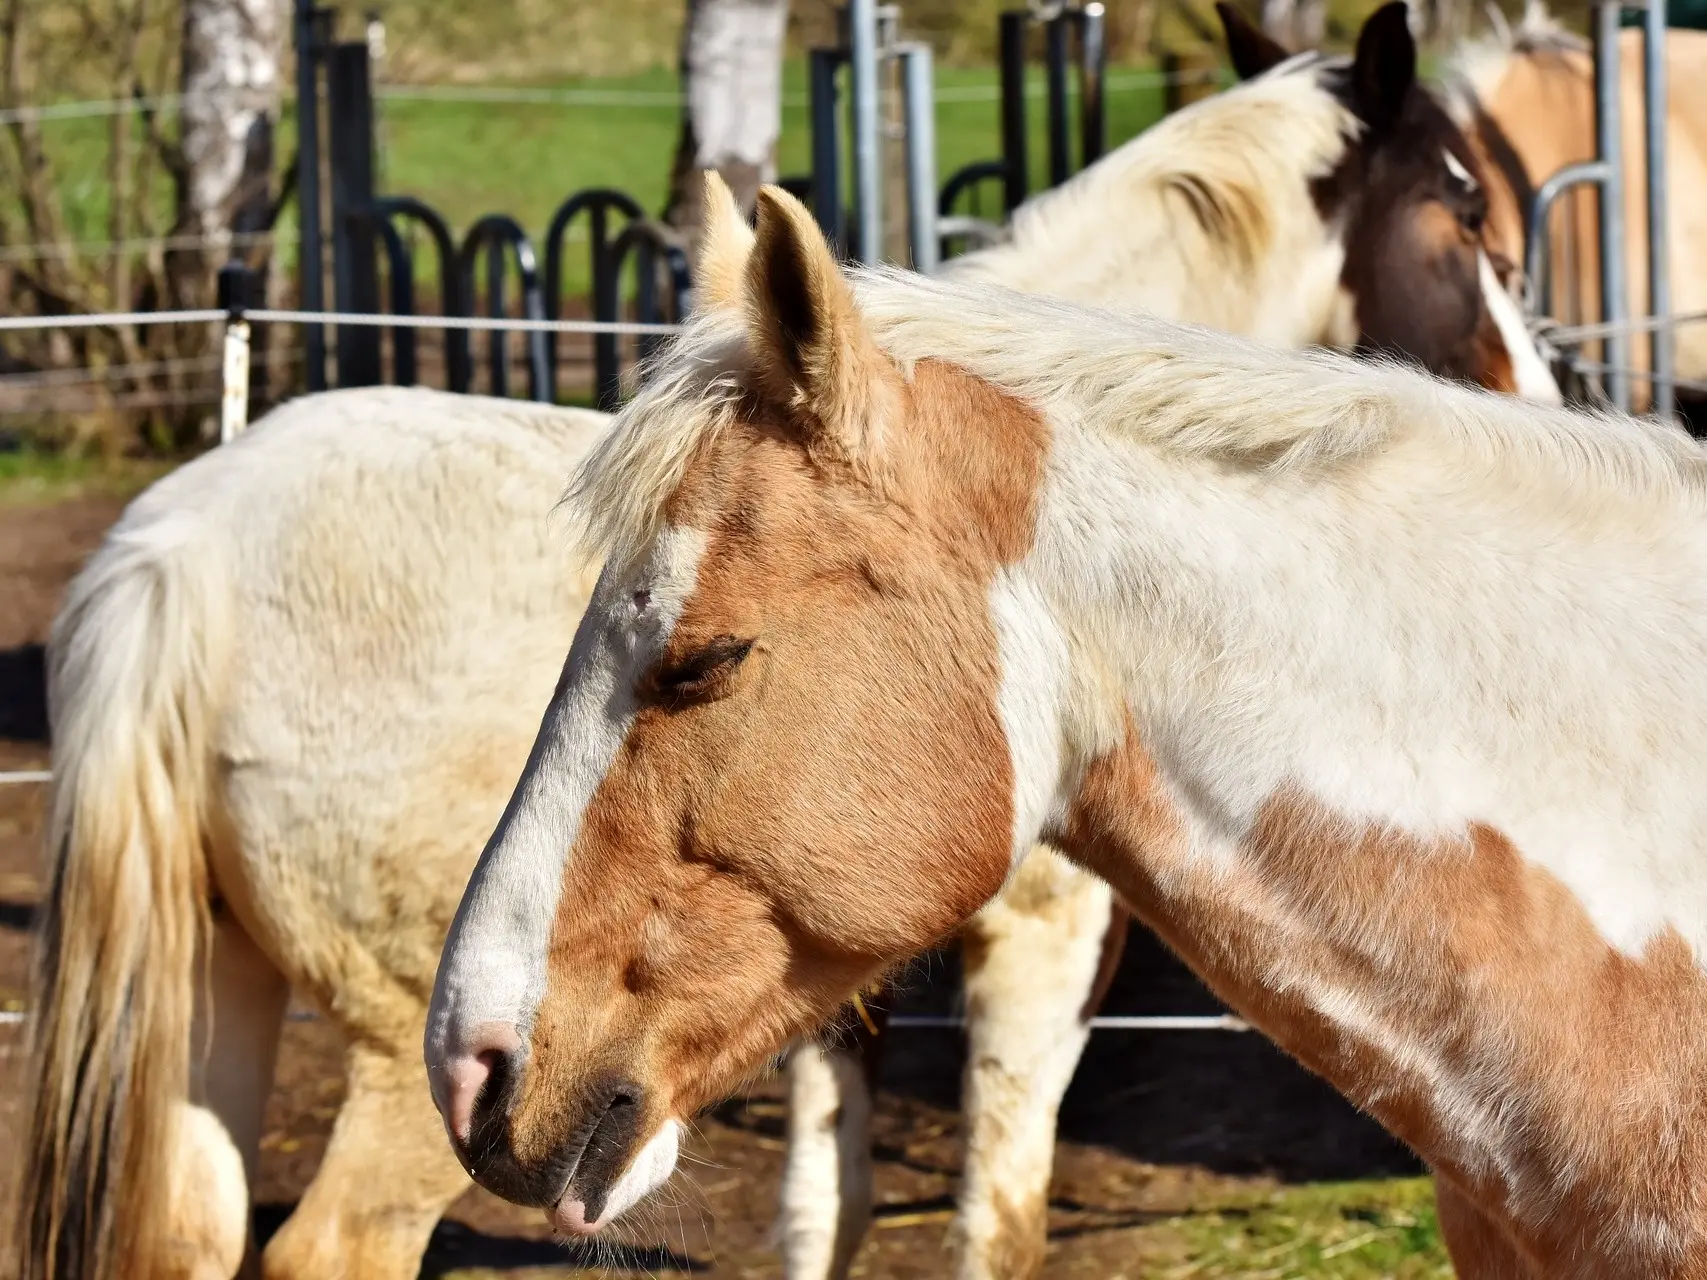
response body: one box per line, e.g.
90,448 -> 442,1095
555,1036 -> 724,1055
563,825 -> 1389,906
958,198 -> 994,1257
437,1022 -> 522,1145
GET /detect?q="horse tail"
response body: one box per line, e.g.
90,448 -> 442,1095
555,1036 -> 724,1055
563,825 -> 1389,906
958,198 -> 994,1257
14,503 -> 233,1280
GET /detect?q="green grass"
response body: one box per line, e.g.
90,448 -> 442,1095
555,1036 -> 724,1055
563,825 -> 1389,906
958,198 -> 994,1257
375,59 -> 1184,232
426,1177 -> 1452,1278
1152,1177 -> 1451,1279
0,445 -> 173,506
35,56 -> 1202,307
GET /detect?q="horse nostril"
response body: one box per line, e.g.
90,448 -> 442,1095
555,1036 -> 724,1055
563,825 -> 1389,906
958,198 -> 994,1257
437,1022 -> 522,1145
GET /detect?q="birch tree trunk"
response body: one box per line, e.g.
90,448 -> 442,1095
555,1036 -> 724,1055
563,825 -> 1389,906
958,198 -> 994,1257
663,0 -> 790,256
169,0 -> 284,307
1261,0 -> 1323,48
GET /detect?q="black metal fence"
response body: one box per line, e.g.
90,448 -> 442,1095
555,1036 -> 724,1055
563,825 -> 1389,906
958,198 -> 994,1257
289,0 -> 1114,408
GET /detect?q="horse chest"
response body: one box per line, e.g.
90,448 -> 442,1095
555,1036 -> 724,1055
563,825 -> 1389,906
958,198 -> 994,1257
1062,736 -> 1707,1272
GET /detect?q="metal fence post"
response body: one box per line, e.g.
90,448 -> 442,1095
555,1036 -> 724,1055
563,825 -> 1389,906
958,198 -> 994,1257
847,0 -> 883,263
1045,12 -> 1072,186
1594,0 -> 1630,412
998,10 -> 1029,212
1078,3 -> 1107,168
900,43 -> 939,274
294,0 -> 329,391
809,49 -> 847,253
328,39 -> 381,387
1643,0 -> 1673,420
218,263 -> 254,442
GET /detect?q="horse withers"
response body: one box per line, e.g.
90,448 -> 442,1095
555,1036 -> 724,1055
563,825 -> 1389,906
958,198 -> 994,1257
429,180 -> 1707,1278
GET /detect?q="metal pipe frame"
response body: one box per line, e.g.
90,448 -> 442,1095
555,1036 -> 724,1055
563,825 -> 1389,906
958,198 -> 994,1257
371,195 -> 465,390
294,0 -> 328,391
998,11 -> 1029,212
328,40 -> 380,388
1078,3 -> 1107,167
900,43 -> 939,274
847,0 -> 883,263
1643,0 -> 1673,420
1525,162 -> 1608,326
542,188 -> 642,401
808,48 -> 847,253
457,215 -> 549,403
370,217 -> 416,385
1046,15 -> 1072,187
1594,0 -> 1630,413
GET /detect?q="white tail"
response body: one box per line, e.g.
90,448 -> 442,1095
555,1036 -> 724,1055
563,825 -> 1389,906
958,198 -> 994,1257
12,502 -> 233,1280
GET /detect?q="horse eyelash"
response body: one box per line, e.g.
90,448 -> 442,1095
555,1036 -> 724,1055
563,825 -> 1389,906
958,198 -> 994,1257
654,637 -> 754,695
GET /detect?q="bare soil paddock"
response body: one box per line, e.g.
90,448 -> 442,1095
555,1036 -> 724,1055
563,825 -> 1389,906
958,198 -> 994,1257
0,491 -> 1432,1279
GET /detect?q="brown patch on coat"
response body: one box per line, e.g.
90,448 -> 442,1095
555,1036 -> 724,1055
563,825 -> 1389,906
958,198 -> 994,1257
492,350 -> 1055,1211
1060,722 -> 1707,1277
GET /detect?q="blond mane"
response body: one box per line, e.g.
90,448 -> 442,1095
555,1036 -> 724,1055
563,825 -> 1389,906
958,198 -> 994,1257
941,53 -> 1357,299
569,264 -> 1707,572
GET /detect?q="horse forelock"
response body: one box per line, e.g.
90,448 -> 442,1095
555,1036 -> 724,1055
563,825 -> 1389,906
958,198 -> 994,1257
564,308 -> 748,574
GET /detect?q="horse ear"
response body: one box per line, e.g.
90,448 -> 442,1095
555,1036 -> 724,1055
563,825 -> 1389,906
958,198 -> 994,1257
1215,2 -> 1290,80
694,171 -> 756,313
745,185 -> 894,469
1350,1 -> 1417,133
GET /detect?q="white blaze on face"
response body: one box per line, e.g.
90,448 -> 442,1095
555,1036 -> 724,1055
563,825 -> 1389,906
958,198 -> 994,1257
424,525 -> 709,1103
1478,251 -> 1562,405
1442,146 -> 1478,191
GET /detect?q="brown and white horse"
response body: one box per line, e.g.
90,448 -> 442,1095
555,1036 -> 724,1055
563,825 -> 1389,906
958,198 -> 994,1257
13,13 -> 1557,1280
1447,0 -> 1707,412
804,7 -> 1566,1275
428,178 -> 1707,1279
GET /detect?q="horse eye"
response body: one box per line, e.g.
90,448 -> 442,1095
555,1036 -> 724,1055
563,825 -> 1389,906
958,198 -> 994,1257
651,636 -> 753,703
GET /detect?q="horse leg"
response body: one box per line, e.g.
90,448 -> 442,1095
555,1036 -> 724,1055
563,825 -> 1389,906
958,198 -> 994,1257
952,848 -> 1126,1280
169,908 -> 290,1280
1433,1179 -> 1538,1280
778,1005 -> 889,1279
259,1037 -> 470,1280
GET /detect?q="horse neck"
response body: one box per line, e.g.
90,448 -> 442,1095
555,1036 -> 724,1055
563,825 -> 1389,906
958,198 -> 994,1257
991,403 -> 1707,1269
1003,408 -> 1707,959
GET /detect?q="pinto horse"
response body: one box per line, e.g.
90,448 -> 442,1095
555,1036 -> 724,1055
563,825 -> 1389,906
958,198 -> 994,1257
803,6 -> 1564,1275
429,177 -> 1707,1280
13,12 -> 1556,1280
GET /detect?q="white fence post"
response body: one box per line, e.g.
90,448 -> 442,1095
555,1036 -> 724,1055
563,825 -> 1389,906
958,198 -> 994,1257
218,262 -> 253,442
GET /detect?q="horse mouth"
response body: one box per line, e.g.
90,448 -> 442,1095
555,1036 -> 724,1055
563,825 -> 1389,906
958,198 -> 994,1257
552,1081 -> 646,1228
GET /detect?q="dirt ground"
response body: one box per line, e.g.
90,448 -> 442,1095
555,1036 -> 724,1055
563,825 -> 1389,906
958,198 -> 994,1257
0,492 -> 1423,1279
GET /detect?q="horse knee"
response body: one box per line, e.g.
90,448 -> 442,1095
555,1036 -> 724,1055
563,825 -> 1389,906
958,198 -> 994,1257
160,1101 -> 250,1280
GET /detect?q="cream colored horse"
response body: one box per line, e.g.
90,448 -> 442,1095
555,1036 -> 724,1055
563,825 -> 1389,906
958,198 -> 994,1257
1448,0 -> 1707,410
430,177 -> 1707,1280
14,10 -> 1556,1277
